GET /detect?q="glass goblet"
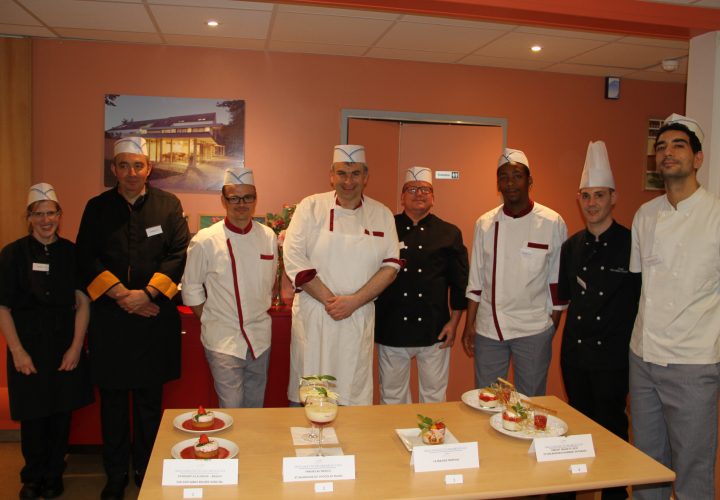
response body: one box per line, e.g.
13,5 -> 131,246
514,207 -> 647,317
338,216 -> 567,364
304,395 -> 338,456
298,379 -> 328,442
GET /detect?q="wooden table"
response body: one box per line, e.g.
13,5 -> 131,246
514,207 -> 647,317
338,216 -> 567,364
139,397 -> 674,499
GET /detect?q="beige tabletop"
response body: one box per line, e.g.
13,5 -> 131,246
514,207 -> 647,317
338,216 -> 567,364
138,396 -> 674,499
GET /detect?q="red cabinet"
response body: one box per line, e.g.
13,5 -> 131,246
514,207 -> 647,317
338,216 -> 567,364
69,305 -> 292,445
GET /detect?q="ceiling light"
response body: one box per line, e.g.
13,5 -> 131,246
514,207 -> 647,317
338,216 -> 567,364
661,59 -> 679,72
207,20 -> 219,27
530,45 -> 542,53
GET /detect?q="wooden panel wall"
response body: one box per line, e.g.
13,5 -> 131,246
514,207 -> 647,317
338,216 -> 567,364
0,37 -> 32,248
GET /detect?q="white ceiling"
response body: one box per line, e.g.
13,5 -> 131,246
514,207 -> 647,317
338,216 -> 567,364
1,0 -> 718,82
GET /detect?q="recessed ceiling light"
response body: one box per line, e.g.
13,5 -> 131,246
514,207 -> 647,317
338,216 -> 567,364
207,20 -> 219,27
531,45 -> 542,53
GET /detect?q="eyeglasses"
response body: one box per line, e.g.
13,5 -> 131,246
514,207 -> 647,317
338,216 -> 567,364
224,194 -> 257,204
29,210 -> 61,219
403,186 -> 433,195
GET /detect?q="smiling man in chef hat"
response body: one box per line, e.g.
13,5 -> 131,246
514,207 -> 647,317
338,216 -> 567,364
462,147 -> 567,398
375,166 -> 468,405
628,113 -> 720,500
557,141 -> 640,500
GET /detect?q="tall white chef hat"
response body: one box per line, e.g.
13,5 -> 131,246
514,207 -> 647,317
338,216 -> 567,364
404,166 -> 433,184
114,136 -> 148,156
579,141 -> 615,190
27,182 -> 59,207
333,145 -> 366,164
662,113 -> 704,144
223,167 -> 255,186
497,148 -> 530,170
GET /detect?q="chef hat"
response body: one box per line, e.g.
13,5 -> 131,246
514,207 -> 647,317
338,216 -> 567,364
27,182 -> 59,207
404,166 -> 433,184
497,148 -> 530,170
223,167 -> 255,186
662,113 -> 704,144
333,145 -> 366,164
579,141 -> 615,190
114,136 -> 148,156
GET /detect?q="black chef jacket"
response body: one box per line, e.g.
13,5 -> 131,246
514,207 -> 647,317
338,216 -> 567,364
375,212 -> 468,347
76,185 -> 189,389
557,221 -> 640,370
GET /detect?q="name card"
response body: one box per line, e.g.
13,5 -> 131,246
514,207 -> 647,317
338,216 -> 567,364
435,170 -> 460,180
282,455 -> 355,482
162,459 -> 238,486
529,434 -> 595,462
412,442 -> 479,473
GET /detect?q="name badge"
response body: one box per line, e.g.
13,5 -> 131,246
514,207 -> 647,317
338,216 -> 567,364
146,225 -> 163,237
32,263 -> 50,272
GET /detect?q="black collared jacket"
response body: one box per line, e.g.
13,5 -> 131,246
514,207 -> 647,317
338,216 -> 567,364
375,212 -> 468,347
558,221 -> 640,370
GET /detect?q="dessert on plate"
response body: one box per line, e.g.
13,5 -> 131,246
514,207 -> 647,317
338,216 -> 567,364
502,402 -> 529,431
190,406 -> 215,429
478,387 -> 500,408
417,414 -> 446,445
193,434 -> 219,459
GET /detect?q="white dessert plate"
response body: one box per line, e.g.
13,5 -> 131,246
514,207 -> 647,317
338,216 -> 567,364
461,389 -> 528,413
173,411 -> 234,434
395,428 -> 459,452
171,437 -> 239,459
489,412 -> 568,440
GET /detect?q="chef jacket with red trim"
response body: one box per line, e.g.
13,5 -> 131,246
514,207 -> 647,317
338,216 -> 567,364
181,219 -> 277,360
283,191 -> 401,290
466,201 -> 567,341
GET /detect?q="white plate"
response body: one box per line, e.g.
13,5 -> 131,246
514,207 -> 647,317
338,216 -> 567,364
172,411 -> 234,434
489,412 -> 568,440
394,428 -> 459,451
461,389 -> 528,413
171,437 -> 239,459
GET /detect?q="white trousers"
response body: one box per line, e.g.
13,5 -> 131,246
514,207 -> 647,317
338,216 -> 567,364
377,344 -> 450,404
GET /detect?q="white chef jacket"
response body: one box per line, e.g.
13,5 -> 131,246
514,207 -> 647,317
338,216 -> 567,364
630,187 -> 720,364
283,191 -> 401,405
466,201 -> 567,341
181,219 -> 277,360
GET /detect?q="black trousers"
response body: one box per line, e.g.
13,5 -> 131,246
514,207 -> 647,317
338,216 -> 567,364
20,412 -> 72,483
100,385 -> 163,478
561,361 -> 629,500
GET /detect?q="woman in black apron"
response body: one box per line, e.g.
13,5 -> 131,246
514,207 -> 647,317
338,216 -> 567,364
0,183 -> 93,499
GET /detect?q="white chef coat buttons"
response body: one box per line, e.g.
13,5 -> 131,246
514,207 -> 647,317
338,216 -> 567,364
596,316 -> 601,320
403,317 -> 407,321
403,268 -> 408,272
577,315 -> 582,320
403,292 -> 407,297
417,317 -> 422,322
600,266 -> 605,270
417,269 -> 422,273
420,227 -> 425,231
597,340 -> 602,345
581,291 -> 585,295
418,245 -> 423,249
577,339 -> 582,344
406,226 -> 410,230
582,266 -> 587,271
418,293 -> 423,297
599,291 -> 604,296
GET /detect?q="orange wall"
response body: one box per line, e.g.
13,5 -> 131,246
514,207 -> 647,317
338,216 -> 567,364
31,39 -> 684,403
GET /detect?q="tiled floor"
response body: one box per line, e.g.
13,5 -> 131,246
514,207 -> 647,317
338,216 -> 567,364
0,432 -> 139,500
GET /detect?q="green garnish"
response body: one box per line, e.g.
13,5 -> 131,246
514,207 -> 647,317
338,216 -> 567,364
301,374 -> 337,381
417,414 -> 442,431
308,386 -> 339,400
511,402 -> 529,419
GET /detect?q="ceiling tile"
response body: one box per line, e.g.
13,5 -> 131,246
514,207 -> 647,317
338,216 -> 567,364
271,11 -> 394,45
0,24 -> 56,37
163,33 -> 266,49
618,35 -> 689,49
376,21 -> 507,53
366,47 -> 464,63
268,40 -> 367,56
516,25 -> 622,41
459,54 -> 551,70
18,0 -> 156,32
1,1 -> 43,25
55,27 -> 163,44
568,43 -> 687,69
147,0 -> 272,9
275,4 -> 399,20
151,5 -> 271,37
475,32 -> 608,63
542,63 -> 634,77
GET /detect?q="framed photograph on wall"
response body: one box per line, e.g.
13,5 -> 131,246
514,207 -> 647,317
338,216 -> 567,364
644,118 -> 664,191
104,95 -> 245,192
198,214 -> 225,231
